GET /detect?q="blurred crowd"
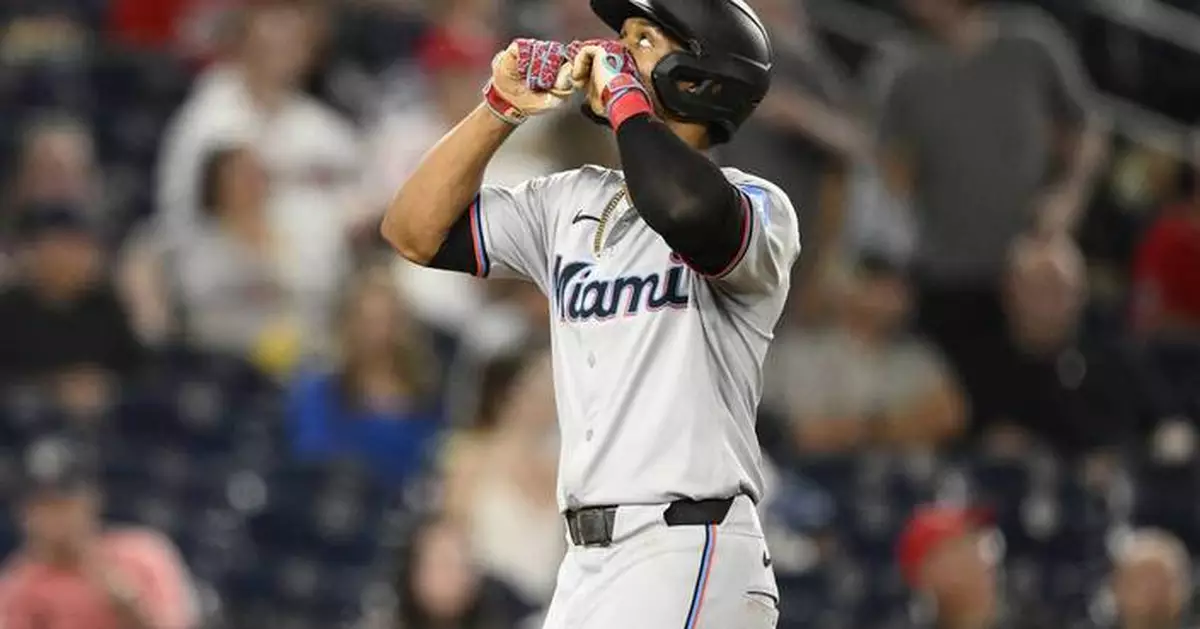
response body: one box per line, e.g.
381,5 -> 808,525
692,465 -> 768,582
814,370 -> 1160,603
0,0 -> 1197,628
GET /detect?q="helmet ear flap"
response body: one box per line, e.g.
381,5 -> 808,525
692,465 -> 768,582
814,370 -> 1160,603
587,0 -> 773,144
650,52 -> 759,144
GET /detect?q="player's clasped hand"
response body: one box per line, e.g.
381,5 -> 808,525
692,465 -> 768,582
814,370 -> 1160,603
570,42 -> 648,121
483,38 -> 576,126
483,36 -> 648,127
514,38 -> 575,95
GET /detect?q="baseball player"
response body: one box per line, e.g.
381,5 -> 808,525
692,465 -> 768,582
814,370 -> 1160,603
381,1 -> 799,628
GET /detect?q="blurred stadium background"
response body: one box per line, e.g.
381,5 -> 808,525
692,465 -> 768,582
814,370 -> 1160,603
0,0 -> 1198,628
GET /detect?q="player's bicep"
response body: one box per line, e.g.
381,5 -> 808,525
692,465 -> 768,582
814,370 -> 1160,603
427,181 -> 551,285
707,184 -> 801,295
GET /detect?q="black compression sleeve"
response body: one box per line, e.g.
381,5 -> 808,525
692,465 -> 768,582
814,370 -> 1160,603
615,114 -> 748,275
428,202 -> 484,276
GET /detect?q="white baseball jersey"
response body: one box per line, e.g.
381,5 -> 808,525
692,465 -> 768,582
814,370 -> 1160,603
466,165 -> 800,510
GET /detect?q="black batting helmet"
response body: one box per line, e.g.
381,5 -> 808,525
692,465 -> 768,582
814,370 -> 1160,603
590,0 -> 773,144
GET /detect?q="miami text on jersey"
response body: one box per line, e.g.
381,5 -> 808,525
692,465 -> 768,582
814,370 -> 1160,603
552,255 -> 690,323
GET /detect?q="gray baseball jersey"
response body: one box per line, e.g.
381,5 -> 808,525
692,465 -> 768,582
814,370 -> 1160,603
466,165 -> 800,510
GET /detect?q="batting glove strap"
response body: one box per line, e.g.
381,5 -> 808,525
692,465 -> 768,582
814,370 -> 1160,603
482,81 -> 527,126
603,76 -> 653,130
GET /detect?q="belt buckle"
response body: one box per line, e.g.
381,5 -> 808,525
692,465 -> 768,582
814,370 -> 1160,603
574,509 -> 612,547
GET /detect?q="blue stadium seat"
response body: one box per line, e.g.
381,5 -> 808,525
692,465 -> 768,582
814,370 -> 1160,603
244,459 -> 390,565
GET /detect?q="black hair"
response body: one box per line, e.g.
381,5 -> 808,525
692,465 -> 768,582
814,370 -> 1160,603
332,268 -> 441,413
14,201 -> 96,239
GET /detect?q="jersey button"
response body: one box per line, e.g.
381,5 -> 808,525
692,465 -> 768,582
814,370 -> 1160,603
585,429 -> 594,441
587,353 -> 596,367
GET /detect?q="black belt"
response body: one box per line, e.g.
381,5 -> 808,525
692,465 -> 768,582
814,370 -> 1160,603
564,496 -> 737,547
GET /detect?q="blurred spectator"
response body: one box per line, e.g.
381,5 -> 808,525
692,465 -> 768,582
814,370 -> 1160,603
121,145 -> 299,373
1132,138 -> 1200,339
871,0 -> 1107,416
428,0 -> 497,50
0,437 -> 196,629
472,281 -> 551,352
762,254 -> 965,455
0,204 -> 141,401
721,0 -> 864,280
2,1 -> 1199,628
7,115 -> 101,228
157,0 -> 362,355
0,5 -> 90,65
443,351 -> 560,607
439,279 -> 553,403
1111,529 -> 1191,629
106,0 -> 238,65
286,268 -> 444,487
392,516 -> 519,629
972,236 -> 1175,457
363,22 -> 495,213
897,505 -> 999,629
540,0 -> 608,41
370,15 -> 558,340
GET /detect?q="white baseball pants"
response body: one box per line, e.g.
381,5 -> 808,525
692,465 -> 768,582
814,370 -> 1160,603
541,495 -> 779,629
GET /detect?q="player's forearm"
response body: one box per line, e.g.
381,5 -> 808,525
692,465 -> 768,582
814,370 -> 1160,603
615,115 -> 744,273
381,105 -> 515,264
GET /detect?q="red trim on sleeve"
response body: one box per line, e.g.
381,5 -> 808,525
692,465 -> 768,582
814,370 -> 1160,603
467,194 -> 490,277
701,190 -> 755,279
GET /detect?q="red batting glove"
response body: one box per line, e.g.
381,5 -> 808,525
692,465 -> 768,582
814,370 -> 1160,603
568,38 -> 625,60
583,47 -> 653,130
483,38 -> 574,126
513,38 -> 572,94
